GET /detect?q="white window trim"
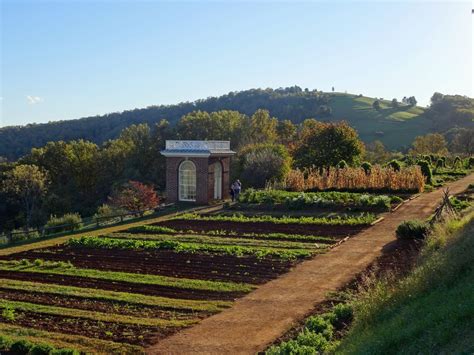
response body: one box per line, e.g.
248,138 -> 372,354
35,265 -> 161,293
179,160 -> 197,202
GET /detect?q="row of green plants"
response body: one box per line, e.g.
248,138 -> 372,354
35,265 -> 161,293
266,303 -> 353,354
0,299 -> 195,328
68,236 -> 314,260
0,278 -> 230,313
238,189 -> 400,211
128,225 -> 337,243
174,213 -> 377,226
0,336 -> 78,355
108,233 -> 326,251
0,259 -> 253,293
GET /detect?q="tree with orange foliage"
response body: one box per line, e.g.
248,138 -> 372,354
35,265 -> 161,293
109,181 -> 159,216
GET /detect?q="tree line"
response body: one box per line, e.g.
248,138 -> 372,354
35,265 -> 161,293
2,101 -> 472,234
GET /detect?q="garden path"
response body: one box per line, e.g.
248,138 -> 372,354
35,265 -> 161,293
147,173 -> 474,355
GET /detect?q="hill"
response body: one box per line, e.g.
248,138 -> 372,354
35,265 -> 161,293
338,209 -> 474,353
0,87 -> 431,160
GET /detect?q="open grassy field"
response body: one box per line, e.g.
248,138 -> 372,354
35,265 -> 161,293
0,193 -> 386,353
328,93 -> 430,149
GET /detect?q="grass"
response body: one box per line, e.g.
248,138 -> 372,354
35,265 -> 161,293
174,213 -> 377,225
0,323 -> 143,354
0,260 -> 254,293
68,236 -> 317,260
0,278 -> 230,313
327,93 -> 429,150
336,210 -> 474,354
0,299 -> 198,328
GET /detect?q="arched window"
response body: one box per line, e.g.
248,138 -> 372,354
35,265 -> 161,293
179,160 -> 196,201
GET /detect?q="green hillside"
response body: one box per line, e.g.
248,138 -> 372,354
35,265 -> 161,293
325,93 -> 430,149
338,210 -> 474,354
0,87 -> 438,160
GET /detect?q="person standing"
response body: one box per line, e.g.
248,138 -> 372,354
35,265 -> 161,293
233,180 -> 242,201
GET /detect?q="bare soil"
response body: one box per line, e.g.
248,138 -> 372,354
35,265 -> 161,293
1,247 -> 295,285
0,270 -> 245,301
2,311 -> 179,346
0,288 -> 204,319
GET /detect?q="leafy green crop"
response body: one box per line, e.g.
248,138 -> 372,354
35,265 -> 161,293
68,236 -> 315,260
174,213 -> 377,226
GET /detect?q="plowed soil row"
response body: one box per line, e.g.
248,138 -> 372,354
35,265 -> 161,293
156,220 -> 367,236
0,289 -> 202,319
1,311 -> 176,346
0,271 -> 245,301
3,247 -> 294,284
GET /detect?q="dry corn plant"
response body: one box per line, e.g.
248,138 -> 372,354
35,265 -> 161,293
282,166 -> 424,192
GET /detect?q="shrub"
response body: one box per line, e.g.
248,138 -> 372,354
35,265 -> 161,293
396,220 -> 428,239
29,343 -> 54,355
436,158 -> 444,169
305,315 -> 334,340
387,160 -> 401,172
237,143 -> 292,188
453,156 -> 461,168
10,229 -> 40,243
333,303 -> 353,324
338,160 -> 348,169
468,157 -> 474,168
10,339 -> 33,354
360,162 -> 372,174
45,213 -> 83,234
93,204 -> 123,225
2,306 -> 16,321
296,329 -> 331,349
417,160 -> 432,184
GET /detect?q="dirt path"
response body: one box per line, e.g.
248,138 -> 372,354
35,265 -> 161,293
147,174 -> 474,355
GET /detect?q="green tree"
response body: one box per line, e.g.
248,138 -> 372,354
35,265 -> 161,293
391,98 -> 399,108
241,109 -> 278,146
450,128 -> 474,155
293,121 -> 365,168
236,143 -> 291,188
365,140 -> 391,164
409,133 -> 448,155
277,120 -> 297,146
1,164 -> 48,229
372,100 -> 381,111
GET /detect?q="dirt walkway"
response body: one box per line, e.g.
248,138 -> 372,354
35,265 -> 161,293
147,174 -> 474,355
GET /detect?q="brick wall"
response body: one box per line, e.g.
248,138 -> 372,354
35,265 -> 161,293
165,155 -> 233,204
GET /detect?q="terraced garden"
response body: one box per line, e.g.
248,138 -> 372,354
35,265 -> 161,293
0,194 -> 388,353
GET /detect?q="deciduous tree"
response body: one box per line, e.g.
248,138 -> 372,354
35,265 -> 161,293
1,164 -> 48,229
293,120 -> 365,168
109,181 -> 159,216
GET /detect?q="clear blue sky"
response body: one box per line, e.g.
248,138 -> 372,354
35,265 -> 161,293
1,0 -> 472,127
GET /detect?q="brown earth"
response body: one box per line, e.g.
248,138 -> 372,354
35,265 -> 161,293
147,174 -> 474,354
0,270 -> 245,301
2,311 -> 175,346
0,289 -> 202,319
1,247 -> 295,285
155,219 -> 367,236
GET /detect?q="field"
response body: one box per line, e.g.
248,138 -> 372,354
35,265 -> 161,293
328,93 -> 430,149
0,193 -> 388,353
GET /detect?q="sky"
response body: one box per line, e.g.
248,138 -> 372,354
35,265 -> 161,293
0,0 -> 473,127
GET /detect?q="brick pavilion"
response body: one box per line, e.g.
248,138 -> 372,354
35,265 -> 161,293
160,140 -> 236,204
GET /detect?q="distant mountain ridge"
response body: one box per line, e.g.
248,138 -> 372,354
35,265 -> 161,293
0,87 -> 431,160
